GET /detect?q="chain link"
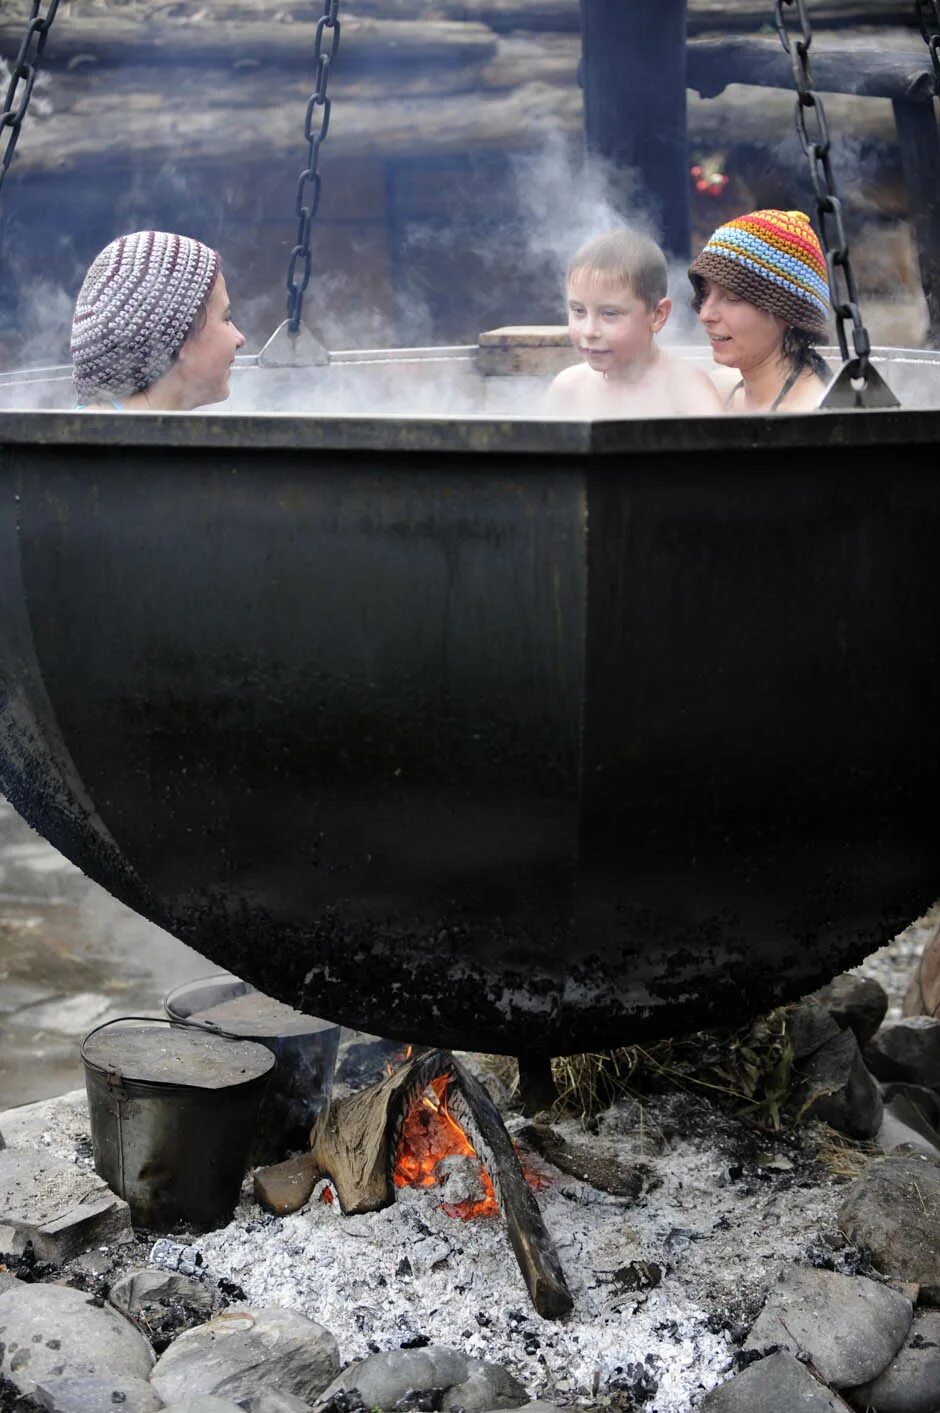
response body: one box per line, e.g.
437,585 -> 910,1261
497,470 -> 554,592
775,0 -> 872,381
915,0 -> 940,92
0,0 -> 60,199
286,0 -> 340,333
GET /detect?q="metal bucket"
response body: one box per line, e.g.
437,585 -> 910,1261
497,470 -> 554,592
164,973 -> 340,1162
81,1017 -> 275,1232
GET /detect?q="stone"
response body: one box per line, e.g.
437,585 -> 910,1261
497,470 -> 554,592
0,1089 -> 89,1153
847,1310 -> 940,1413
160,1402 -> 247,1412
796,1028 -> 884,1139
0,1281 -> 154,1397
150,1307 -> 339,1407
743,1266 -> 912,1387
810,973 -> 889,1047
317,1347 -> 528,1412
34,1375 -> 162,1412
0,1145 -> 131,1263
866,1018 -> 940,1088
903,919 -> 940,1019
108,1267 -> 216,1323
701,1351 -> 851,1411
789,1000 -> 842,1060
881,1083 -> 940,1129
242,1393 -> 313,1412
839,1153 -> 940,1302
253,1151 -> 320,1216
878,1095 -> 940,1159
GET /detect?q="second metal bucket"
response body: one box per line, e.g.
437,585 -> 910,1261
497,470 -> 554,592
165,973 -> 340,1164
82,1017 -> 275,1232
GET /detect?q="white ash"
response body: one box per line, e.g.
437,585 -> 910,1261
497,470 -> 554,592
194,1093 -> 848,1413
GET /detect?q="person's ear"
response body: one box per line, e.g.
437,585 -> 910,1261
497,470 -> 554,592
650,296 -> 671,333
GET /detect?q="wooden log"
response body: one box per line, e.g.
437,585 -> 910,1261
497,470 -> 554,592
6,63 -> 905,174
0,14 -> 498,72
518,1122 -> 655,1199
348,0 -> 917,30
448,1057 -> 573,1318
687,34 -> 934,103
308,1048 -> 447,1213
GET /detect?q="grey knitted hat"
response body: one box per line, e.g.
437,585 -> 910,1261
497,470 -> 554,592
71,230 -> 220,401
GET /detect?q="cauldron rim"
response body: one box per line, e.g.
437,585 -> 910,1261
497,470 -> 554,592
0,344 -> 936,459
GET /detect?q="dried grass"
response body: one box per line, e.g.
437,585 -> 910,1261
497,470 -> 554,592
538,1007 -> 797,1128
813,1127 -> 880,1180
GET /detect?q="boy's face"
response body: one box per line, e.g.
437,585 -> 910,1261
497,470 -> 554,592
566,270 -> 670,380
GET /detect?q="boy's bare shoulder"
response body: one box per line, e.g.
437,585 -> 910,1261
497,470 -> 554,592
546,361 -> 594,412
550,362 -> 590,392
659,352 -> 724,413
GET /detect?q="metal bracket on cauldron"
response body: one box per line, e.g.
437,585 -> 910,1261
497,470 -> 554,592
820,360 -> 901,410
258,319 -> 330,368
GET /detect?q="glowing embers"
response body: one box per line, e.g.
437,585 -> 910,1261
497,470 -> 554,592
393,1072 -> 499,1220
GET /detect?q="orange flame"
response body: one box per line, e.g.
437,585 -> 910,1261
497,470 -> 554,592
393,1074 -> 499,1219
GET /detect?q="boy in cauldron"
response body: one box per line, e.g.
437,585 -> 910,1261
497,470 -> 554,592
548,228 -> 721,417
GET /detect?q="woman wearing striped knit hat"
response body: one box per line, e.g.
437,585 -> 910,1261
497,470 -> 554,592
71,230 -> 245,411
689,209 -> 831,414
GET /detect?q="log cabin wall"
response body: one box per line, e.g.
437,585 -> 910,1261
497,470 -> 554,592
0,0 -> 928,372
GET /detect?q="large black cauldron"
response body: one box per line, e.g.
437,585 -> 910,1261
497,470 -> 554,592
2,393 -> 939,1054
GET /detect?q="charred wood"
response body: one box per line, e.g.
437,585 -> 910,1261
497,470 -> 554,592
518,1122 -> 658,1200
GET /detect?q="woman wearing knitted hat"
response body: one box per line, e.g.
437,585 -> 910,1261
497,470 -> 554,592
689,209 -> 831,413
71,230 -> 245,411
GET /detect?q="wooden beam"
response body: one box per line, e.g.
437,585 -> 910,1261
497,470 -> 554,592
687,34 -> 934,103
0,15 -> 498,72
580,0 -> 690,259
347,0 -> 917,31
892,98 -> 940,347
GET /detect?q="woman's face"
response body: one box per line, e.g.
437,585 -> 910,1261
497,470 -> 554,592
697,278 -> 785,371
178,274 -> 245,408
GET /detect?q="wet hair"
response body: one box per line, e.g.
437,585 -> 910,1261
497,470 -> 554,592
690,273 -> 830,381
782,325 -> 830,381
567,228 -> 668,311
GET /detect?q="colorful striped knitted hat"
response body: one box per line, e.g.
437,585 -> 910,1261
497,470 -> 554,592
71,231 -> 220,401
688,209 -> 829,335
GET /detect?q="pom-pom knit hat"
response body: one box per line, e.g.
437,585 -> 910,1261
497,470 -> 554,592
688,209 -> 829,335
71,230 -> 220,401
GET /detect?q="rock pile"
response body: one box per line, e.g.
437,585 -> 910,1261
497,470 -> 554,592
2,960 -> 940,1411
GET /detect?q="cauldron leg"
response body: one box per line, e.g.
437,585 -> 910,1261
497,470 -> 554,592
517,1051 -> 557,1115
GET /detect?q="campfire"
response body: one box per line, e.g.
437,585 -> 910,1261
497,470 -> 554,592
254,1049 -> 573,1318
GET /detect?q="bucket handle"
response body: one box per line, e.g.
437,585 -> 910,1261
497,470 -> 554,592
81,1014 -> 257,1087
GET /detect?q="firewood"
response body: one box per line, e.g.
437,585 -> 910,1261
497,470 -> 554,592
305,1047 -> 574,1318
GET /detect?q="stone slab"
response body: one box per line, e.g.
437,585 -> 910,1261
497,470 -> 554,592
0,1144 -> 130,1262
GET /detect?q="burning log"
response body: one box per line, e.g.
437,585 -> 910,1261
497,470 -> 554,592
254,1048 -> 573,1320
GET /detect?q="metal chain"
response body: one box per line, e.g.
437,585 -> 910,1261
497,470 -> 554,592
286,0 -> 340,334
774,0 -> 872,382
915,0 -> 940,93
0,0 -> 60,199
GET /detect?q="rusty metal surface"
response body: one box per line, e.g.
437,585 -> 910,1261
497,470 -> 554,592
2,407 -> 940,1053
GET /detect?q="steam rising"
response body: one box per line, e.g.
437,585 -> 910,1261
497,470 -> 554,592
0,128 -> 932,415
